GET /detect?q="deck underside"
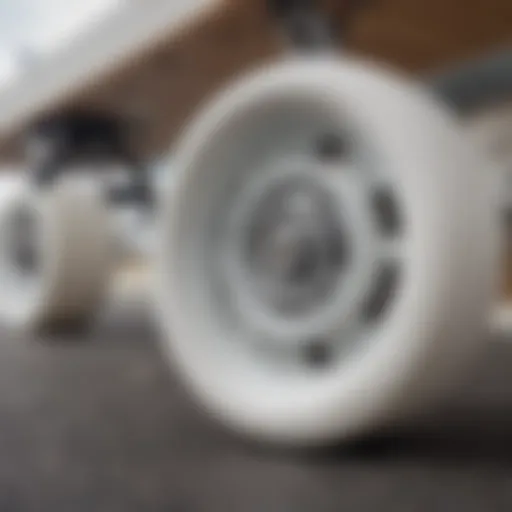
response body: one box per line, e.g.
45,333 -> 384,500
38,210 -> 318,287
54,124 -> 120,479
0,0 -> 511,162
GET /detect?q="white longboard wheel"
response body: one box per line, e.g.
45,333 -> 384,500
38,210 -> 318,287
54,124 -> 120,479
463,102 -> 512,336
0,174 -> 112,334
156,57 -> 499,447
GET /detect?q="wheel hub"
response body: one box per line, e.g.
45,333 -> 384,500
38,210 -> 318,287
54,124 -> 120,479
244,177 -> 346,316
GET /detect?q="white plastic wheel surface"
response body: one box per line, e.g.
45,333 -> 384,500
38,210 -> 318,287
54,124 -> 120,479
156,57 -> 499,447
0,174 -> 112,332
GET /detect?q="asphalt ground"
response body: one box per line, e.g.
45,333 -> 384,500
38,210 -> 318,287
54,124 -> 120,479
0,274 -> 511,512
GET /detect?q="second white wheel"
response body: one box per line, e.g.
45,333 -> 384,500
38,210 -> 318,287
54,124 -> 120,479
0,174 -> 112,333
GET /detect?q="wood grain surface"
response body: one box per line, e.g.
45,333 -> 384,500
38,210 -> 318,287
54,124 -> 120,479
2,0 -> 511,159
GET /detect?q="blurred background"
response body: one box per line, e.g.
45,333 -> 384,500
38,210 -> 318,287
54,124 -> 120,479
0,1 -> 509,511
0,0 -> 121,82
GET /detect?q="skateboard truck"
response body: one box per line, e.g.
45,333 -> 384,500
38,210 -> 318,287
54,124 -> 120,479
25,111 -> 154,209
267,0 -> 370,50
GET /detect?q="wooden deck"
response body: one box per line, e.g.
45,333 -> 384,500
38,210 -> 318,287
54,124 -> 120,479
0,0 -> 511,160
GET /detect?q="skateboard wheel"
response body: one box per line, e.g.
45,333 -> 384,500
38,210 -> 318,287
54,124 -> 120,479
156,57 -> 499,447
464,103 -> 512,214
0,174 -> 112,333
